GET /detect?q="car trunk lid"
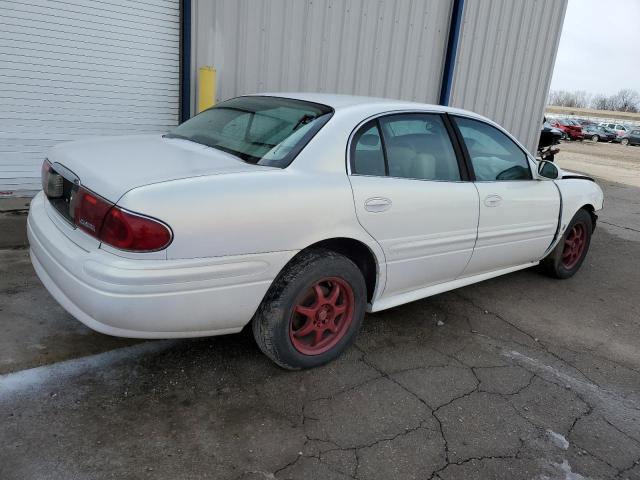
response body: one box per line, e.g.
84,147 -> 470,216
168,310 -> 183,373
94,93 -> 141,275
46,135 -> 272,202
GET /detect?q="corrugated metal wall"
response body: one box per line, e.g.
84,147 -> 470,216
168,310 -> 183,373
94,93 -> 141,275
191,0 -> 453,107
449,0 -> 568,153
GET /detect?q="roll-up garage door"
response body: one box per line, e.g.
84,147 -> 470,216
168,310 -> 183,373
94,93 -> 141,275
0,0 -> 181,195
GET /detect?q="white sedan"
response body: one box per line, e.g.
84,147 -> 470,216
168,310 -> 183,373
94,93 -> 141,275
29,93 -> 603,369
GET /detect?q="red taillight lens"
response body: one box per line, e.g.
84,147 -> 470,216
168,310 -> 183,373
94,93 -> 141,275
74,186 -> 113,236
66,184 -> 171,252
100,207 -> 172,252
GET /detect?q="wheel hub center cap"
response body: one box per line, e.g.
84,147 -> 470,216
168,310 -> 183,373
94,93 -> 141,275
317,305 -> 333,322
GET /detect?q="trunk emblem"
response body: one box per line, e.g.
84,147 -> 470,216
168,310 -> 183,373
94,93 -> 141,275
78,218 -> 96,232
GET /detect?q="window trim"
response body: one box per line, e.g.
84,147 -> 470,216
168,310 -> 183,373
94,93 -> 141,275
449,114 -> 533,183
347,110 -> 470,183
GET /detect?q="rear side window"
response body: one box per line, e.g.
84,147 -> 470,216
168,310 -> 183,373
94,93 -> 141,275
351,113 -> 461,182
351,122 -> 386,176
379,114 -> 460,181
454,116 -> 531,181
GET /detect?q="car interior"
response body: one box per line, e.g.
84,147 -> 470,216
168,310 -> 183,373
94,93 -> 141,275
352,117 -> 461,181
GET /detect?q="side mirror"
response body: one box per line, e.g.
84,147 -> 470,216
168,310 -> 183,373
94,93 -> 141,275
538,160 -> 559,179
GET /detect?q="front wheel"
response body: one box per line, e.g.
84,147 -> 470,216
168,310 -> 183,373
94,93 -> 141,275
591,135 -> 599,142
540,209 -> 593,279
621,138 -> 630,146
252,249 -> 366,369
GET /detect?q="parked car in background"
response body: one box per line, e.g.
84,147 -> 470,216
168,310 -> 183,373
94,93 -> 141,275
550,119 -> 584,140
538,119 -> 563,161
616,129 -> 640,146
582,125 -> 617,143
575,118 -> 596,127
599,123 -> 632,137
29,93 -> 604,369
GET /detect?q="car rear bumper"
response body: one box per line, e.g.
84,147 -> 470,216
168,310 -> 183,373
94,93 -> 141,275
28,192 -> 296,338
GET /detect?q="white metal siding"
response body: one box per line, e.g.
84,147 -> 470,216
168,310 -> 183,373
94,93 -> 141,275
449,0 -> 567,153
191,0 -> 453,108
0,0 -> 181,194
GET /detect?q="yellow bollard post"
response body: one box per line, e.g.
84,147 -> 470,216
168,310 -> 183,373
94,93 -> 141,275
197,66 -> 217,113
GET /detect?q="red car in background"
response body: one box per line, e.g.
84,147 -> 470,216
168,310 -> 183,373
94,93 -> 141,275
550,119 -> 584,140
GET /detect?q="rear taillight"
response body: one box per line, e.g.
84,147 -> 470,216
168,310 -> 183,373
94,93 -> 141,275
41,159 -> 63,198
74,186 -> 113,236
72,185 -> 172,252
100,208 -> 172,252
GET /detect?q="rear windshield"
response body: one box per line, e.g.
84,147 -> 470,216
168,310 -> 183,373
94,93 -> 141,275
165,96 -> 333,168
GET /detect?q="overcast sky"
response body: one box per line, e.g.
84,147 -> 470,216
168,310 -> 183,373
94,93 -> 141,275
550,0 -> 640,96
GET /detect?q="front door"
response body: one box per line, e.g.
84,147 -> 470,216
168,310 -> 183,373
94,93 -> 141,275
451,116 -> 560,276
348,113 -> 479,298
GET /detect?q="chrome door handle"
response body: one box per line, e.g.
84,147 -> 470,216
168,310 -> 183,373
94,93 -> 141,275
364,197 -> 392,212
484,194 -> 502,207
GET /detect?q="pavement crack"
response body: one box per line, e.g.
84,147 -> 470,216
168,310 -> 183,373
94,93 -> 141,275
600,220 -> 640,233
455,292 -> 608,389
603,416 -> 640,445
354,345 -> 451,469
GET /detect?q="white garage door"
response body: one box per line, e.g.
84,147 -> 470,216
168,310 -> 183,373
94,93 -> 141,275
0,0 -> 181,195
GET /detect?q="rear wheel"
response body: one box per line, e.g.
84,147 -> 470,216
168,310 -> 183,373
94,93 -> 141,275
540,209 -> 593,279
621,138 -> 630,146
252,249 -> 366,369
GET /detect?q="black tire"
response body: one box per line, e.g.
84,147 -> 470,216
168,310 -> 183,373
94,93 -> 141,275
252,248 -> 366,370
591,134 -> 599,142
540,209 -> 593,279
621,138 -> 630,146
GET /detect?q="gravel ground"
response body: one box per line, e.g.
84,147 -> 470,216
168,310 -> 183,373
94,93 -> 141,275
557,140 -> 640,187
1,156 -> 640,479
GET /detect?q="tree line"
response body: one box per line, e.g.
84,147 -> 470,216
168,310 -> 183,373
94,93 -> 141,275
548,89 -> 640,113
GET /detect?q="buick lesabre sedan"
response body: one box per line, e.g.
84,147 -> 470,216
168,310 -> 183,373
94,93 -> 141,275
29,94 -> 604,369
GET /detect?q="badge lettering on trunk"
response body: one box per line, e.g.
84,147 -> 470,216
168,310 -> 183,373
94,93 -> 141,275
78,218 -> 96,232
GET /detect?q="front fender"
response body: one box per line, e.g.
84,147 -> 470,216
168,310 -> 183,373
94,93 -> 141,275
547,177 -> 604,252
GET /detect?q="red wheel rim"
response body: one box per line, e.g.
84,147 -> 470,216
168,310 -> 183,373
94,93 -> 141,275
562,222 -> 587,269
289,277 -> 355,356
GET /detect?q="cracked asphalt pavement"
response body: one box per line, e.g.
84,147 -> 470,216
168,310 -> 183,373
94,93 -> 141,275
2,161 -> 640,478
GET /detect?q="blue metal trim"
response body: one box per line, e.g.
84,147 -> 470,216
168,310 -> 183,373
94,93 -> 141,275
439,0 -> 464,106
179,0 -> 192,123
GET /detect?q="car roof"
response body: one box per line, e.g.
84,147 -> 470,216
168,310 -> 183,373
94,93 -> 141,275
252,92 -> 487,119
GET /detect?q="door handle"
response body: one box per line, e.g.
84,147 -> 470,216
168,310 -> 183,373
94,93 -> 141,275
484,194 -> 502,207
364,197 -> 392,212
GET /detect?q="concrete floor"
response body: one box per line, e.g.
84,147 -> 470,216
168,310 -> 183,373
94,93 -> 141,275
1,148 -> 640,479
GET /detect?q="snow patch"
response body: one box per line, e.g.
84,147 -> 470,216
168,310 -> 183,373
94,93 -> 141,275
538,460 -> 590,480
0,340 -> 178,397
547,430 -> 570,450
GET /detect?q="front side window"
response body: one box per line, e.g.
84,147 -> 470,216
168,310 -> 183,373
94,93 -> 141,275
454,116 -> 531,181
165,96 -> 333,168
351,113 -> 461,182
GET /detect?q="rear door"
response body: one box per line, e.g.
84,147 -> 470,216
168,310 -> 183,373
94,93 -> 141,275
451,115 -> 560,276
348,113 -> 479,297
